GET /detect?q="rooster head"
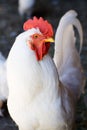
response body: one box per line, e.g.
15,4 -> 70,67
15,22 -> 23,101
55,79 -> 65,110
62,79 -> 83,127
23,17 -> 54,61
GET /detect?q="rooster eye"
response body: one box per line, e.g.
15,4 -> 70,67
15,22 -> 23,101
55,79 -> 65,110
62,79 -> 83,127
33,35 -> 38,39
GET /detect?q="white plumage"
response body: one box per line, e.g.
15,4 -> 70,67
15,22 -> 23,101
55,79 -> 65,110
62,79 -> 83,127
0,10 -> 85,130
54,10 -> 85,100
7,28 -> 61,130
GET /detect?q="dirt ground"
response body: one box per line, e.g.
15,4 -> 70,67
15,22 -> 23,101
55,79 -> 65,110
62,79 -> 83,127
0,0 -> 87,130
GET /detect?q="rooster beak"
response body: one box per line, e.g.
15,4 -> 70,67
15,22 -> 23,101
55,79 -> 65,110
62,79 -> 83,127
44,38 -> 54,43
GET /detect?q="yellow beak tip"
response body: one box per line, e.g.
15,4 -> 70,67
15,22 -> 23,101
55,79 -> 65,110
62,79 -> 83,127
45,38 -> 54,43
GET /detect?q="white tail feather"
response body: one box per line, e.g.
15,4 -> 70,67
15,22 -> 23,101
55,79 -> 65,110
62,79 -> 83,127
53,10 -> 85,98
53,10 -> 83,70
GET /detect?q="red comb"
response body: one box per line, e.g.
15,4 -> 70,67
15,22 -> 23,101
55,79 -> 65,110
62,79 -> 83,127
23,17 -> 54,37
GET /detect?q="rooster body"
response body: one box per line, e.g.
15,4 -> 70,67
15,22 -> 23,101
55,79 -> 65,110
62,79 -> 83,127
7,28 -> 67,130
7,10 -> 85,130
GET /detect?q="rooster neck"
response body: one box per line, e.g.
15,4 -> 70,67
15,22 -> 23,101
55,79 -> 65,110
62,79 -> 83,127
40,56 -> 59,90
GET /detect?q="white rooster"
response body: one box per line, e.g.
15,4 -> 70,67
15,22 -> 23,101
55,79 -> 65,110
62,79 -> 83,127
6,10 -> 85,130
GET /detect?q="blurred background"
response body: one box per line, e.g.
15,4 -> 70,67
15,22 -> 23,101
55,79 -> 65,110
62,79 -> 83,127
0,0 -> 87,130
